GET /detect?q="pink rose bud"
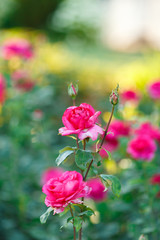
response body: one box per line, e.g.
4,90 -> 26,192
68,82 -> 78,99
42,171 -> 91,214
110,85 -> 119,105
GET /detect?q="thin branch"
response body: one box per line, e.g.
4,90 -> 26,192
97,105 -> 115,153
69,204 -> 76,240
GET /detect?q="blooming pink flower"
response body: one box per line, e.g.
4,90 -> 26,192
42,171 -> 91,214
2,38 -> 33,60
41,167 -> 64,185
109,120 -> 131,137
135,122 -> 160,143
87,178 -> 107,202
59,103 -> 103,141
150,174 -> 160,185
148,80 -> 160,99
127,135 -> 156,161
0,74 -> 6,104
12,70 -> 35,91
99,133 -> 119,158
121,90 -> 140,103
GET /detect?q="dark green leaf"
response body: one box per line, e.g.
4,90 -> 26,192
75,149 -> 92,170
73,217 -> 83,232
99,174 -> 121,197
67,217 -> 74,223
40,207 -> 53,224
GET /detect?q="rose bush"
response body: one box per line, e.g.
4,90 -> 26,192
59,103 -> 103,140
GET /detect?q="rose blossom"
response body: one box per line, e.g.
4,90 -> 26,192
42,171 -> 91,214
87,178 -> 107,202
0,74 -> 6,104
99,133 -> 119,158
12,70 -> 35,91
121,90 -> 140,103
109,120 -> 131,137
150,174 -> 160,185
59,103 -> 103,141
41,167 -> 64,185
135,122 -> 160,143
127,135 -> 156,161
2,38 -> 33,60
148,80 -> 160,99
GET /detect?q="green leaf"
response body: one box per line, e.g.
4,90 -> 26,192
75,149 -> 92,170
67,216 -> 74,223
59,146 -> 75,154
73,217 -> 83,232
40,207 -> 53,224
99,174 -> 121,197
78,209 -> 94,217
56,149 -> 74,166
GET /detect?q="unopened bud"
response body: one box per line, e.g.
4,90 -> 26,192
110,84 -> 119,105
68,82 -> 78,99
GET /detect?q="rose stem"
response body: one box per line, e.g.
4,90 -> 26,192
73,98 -> 76,106
97,105 -> 115,153
83,105 -> 115,182
76,135 -> 79,149
69,204 -> 76,240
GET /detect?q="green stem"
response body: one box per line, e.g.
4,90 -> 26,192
69,204 -> 76,240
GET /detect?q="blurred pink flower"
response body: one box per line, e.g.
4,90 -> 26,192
41,167 -> 64,185
135,122 -> 160,143
59,103 -> 103,141
150,174 -> 160,185
12,70 -> 35,91
87,178 -> 107,202
121,90 -> 140,103
2,38 -> 33,60
109,120 -> 131,137
99,133 -> 119,158
127,135 -> 156,161
148,80 -> 160,99
42,171 -> 91,214
0,74 -> 6,104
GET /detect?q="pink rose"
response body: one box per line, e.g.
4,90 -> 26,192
148,80 -> 160,99
99,133 -> 119,158
150,174 -> 160,185
12,70 -> 35,91
42,171 -> 91,214
109,120 -> 131,137
121,90 -> 140,103
127,135 -> 156,161
135,122 -> 160,143
0,74 -> 6,104
87,178 -> 107,202
2,38 -> 33,60
59,103 -> 103,140
41,167 -> 64,185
